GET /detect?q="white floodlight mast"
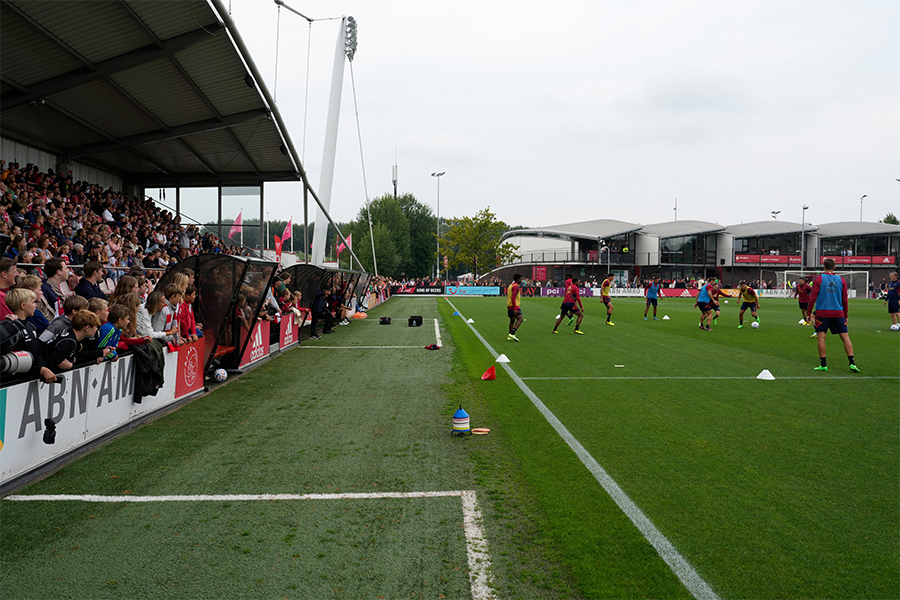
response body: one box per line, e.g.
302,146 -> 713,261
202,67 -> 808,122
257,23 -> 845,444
311,18 -> 350,266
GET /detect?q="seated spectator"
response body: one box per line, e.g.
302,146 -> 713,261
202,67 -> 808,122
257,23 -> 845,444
70,243 -> 85,265
4,235 -> 25,260
0,257 -> 21,319
15,274 -> 49,334
153,284 -> 183,345
74,261 -> 107,300
1,288 -> 56,383
76,298 -> 113,365
137,291 -> 174,342
108,275 -> 139,305
41,257 -> 69,319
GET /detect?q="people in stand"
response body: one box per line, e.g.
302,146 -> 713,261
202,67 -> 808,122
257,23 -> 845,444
15,274 -> 49,334
74,261 -> 107,300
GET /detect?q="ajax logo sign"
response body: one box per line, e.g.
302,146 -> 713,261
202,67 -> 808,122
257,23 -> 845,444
183,346 -> 200,387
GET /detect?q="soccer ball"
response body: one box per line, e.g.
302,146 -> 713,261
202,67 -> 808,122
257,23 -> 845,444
751,321 -> 760,329
214,368 -> 228,382
891,324 -> 900,332
724,300 -> 729,304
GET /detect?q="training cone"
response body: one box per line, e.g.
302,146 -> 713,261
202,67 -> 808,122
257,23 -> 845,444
481,366 -> 496,380
756,369 -> 775,380
662,315 -> 670,320
453,311 -> 460,316
495,354 -> 510,363
467,318 -> 474,323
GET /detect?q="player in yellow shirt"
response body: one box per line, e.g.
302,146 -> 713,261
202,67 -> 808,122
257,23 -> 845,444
506,273 -> 523,341
737,281 -> 760,328
601,274 -> 615,325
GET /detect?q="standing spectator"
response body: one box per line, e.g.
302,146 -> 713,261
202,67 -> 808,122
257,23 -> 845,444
41,258 -> 69,319
74,261 -> 107,300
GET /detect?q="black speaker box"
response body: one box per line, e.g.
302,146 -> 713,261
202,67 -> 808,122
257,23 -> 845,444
380,317 -> 391,325
408,316 -> 423,327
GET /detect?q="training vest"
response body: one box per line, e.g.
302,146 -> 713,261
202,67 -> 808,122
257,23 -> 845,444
815,273 -> 844,312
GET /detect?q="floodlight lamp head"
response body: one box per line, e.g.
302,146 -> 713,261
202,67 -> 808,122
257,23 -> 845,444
345,17 -> 358,62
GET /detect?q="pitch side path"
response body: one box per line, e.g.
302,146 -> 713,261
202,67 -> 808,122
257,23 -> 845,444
3,296 -> 898,599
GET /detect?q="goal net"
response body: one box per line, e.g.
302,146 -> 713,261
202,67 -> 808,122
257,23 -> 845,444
777,270 -> 868,299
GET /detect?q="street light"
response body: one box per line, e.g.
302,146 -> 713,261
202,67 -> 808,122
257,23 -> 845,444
432,172 -> 445,280
859,194 -> 867,222
771,211 -> 781,220
800,205 -> 809,275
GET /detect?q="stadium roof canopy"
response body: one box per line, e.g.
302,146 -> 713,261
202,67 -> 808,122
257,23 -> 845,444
723,221 -> 818,237
0,0 -> 304,188
502,218 -> 643,242
638,220 -> 725,238
813,221 -> 900,238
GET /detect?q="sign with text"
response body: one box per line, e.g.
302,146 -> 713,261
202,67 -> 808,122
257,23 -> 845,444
280,315 -> 299,350
444,286 -> 501,296
175,338 -> 205,401
735,254 -> 801,264
823,255 -> 895,265
239,321 -> 270,368
532,266 -> 547,281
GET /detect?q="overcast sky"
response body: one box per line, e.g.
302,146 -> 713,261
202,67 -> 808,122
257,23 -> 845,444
215,0 -> 899,230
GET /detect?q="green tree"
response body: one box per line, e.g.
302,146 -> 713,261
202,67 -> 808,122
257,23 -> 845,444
438,207 -> 520,279
880,212 -> 899,225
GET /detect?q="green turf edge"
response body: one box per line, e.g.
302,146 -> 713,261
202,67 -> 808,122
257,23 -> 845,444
437,298 -> 695,600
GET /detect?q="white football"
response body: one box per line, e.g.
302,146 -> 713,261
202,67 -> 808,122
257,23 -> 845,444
891,324 -> 900,332
751,321 -> 760,329
214,368 -> 228,382
724,300 -> 729,304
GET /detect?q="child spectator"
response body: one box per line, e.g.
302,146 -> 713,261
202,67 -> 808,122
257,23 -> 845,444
77,298 -> 114,364
177,284 -> 200,343
138,290 -> 175,342
43,309 -> 101,373
1,288 -> 56,383
154,283 -> 183,344
113,292 -> 149,347
98,303 -> 130,356
41,295 -> 88,343
15,274 -> 49,333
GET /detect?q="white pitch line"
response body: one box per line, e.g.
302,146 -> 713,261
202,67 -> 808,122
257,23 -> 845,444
300,345 -> 424,349
434,318 -> 443,347
445,298 -> 720,600
7,490 -> 495,600
522,376 -> 898,380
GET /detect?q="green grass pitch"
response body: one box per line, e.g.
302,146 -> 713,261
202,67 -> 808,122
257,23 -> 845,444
2,295 -> 897,599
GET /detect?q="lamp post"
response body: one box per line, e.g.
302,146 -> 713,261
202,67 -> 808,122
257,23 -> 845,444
432,172 -> 445,280
859,194 -> 867,222
800,205 -> 809,276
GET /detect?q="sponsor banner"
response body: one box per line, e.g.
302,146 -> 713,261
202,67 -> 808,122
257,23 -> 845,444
280,315 -> 299,350
541,287 -> 599,298
717,288 -> 741,297
532,266 -> 547,281
1,352 -> 181,485
175,338 -> 205,401
736,254 -> 801,264
659,288 -> 699,298
390,285 -> 444,295
823,255 -> 896,265
239,321 -> 271,368
444,286 -> 501,296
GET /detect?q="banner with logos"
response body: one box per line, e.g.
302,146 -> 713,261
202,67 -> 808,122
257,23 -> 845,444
279,315 -> 299,350
444,286 -> 501,296
390,285 -> 444,295
735,254 -> 802,264
239,321 -> 270,368
532,266 -> 547,281
175,338 -> 205,401
823,255 -> 895,265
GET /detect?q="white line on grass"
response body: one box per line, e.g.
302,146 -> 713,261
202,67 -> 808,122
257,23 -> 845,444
445,298 -> 720,600
523,376 -> 898,380
300,345 -> 424,349
7,490 -> 494,600
435,318 -> 443,347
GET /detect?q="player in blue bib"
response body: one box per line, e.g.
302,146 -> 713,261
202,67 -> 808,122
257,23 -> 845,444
643,277 -> 661,320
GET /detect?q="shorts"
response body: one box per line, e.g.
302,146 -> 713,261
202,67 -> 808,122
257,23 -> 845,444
646,298 -> 657,306
889,299 -> 900,314
741,302 -> 757,311
602,296 -> 611,305
697,301 -> 711,312
798,301 -> 809,310
814,316 -> 848,335
507,307 -> 522,318
560,302 -> 576,313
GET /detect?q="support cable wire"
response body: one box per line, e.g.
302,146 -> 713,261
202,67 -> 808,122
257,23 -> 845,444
273,4 -> 281,101
349,59 -> 378,276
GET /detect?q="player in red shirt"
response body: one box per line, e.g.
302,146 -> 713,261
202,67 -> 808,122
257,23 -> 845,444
506,274 -> 523,341
792,276 -> 812,325
552,277 -> 584,334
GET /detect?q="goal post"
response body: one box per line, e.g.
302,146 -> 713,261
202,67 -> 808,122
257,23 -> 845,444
777,270 -> 869,299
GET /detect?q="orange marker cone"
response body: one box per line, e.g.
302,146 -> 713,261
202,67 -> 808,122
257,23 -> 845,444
481,366 -> 496,380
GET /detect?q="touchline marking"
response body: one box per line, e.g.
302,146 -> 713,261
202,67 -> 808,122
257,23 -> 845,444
434,318 -> 443,347
300,345 -> 424,349
7,490 -> 495,600
523,376 -> 898,380
445,298 -> 720,600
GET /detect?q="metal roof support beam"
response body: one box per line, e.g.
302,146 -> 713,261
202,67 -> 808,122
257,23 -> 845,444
0,24 -> 225,110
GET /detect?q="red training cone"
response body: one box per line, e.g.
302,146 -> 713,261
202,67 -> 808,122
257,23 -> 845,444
481,366 -> 496,380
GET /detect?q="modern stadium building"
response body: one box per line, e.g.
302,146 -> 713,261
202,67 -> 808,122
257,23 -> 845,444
497,218 -> 900,290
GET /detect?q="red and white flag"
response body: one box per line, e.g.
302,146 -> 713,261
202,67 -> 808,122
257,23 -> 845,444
282,219 -> 292,241
274,235 -> 283,262
228,211 -> 242,238
337,233 -> 352,255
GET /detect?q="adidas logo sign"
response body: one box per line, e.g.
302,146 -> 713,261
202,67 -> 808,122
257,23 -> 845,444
680,290 -> 692,297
